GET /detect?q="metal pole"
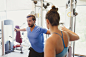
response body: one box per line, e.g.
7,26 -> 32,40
1,21 -> 5,56
73,18 -> 76,57
6,0 -> 7,20
35,4 -> 36,14
1,0 -> 7,55
38,7 -> 41,26
41,0 -> 43,27
68,0 -> 73,57
70,0 -> 73,31
73,0 -> 77,57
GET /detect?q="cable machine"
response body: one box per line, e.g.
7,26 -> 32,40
66,0 -> 78,57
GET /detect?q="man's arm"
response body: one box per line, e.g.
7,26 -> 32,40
46,30 -> 51,34
14,28 -> 26,32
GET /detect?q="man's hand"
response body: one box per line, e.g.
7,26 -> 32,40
46,30 -> 51,34
14,28 -> 18,32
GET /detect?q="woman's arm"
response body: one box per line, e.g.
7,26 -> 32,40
62,26 -> 79,41
44,38 -> 55,57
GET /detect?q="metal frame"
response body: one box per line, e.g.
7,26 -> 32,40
66,0 -> 77,57
1,21 -> 5,56
1,20 -> 14,56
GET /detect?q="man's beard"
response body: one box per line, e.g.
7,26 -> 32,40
30,24 -> 34,28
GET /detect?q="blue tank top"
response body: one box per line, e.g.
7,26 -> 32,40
53,31 -> 68,57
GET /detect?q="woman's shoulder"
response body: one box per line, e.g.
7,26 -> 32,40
45,36 -> 56,47
62,31 -> 69,36
46,35 -> 60,44
62,31 -> 69,38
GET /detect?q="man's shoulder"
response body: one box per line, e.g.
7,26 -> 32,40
27,26 -> 30,29
35,25 -> 42,29
34,26 -> 44,33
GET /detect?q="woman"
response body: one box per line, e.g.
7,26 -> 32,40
44,6 -> 79,57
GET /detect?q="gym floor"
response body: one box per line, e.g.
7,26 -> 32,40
0,46 -> 29,57
0,46 -> 86,57
0,49 -> 85,57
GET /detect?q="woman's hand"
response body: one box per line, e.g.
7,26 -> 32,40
61,25 -> 68,31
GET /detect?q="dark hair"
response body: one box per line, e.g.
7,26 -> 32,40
27,15 -> 36,21
46,6 -> 60,26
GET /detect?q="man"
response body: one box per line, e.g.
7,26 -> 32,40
15,15 -> 50,57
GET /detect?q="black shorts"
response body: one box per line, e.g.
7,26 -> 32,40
28,47 -> 44,57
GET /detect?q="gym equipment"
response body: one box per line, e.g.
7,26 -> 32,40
32,0 -> 53,26
43,3 -> 50,9
33,1 -> 37,4
31,0 -> 53,39
0,29 -> 1,45
13,25 -> 23,54
1,20 -> 14,55
65,0 -> 78,57
0,29 -> 2,46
